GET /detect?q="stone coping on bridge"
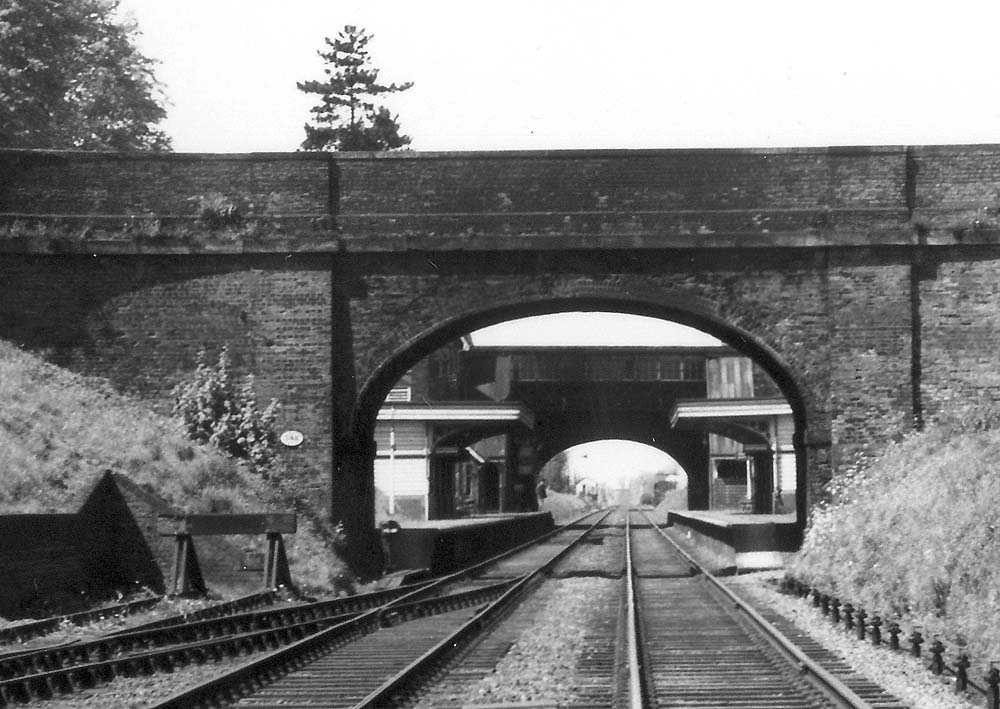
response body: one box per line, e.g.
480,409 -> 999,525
4,143 -> 989,160
0,228 -> 935,255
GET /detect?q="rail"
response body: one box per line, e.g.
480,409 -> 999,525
352,507 -> 615,708
624,513 -> 644,709
374,506 -> 612,619
0,594 -> 163,645
640,510 -> 877,709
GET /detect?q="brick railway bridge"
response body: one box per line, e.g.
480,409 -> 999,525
3,145 -> 1000,566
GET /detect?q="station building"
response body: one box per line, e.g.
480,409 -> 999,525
373,336 -> 796,522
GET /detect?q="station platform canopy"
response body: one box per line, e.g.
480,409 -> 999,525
670,398 -> 791,445
377,401 -> 535,430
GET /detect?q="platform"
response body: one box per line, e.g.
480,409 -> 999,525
665,510 -> 801,571
384,512 -> 554,575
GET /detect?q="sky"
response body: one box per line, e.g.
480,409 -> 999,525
117,1 -> 1000,154
470,313 -> 722,347
555,440 -> 684,489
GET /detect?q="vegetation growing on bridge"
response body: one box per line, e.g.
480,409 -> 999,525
792,416 -> 1000,662
0,338 -> 348,592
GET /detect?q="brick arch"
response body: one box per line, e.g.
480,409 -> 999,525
349,287 -> 813,525
354,289 -> 809,443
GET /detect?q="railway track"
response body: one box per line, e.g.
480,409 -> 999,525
0,507 -> 910,708
0,509 -> 610,707
166,506 -> 899,709
0,594 -> 166,646
630,511 -> 907,708
0,577 -> 461,705
146,508 -> 616,708
385,510 -> 908,709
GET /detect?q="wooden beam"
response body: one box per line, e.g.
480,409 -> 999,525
157,513 -> 296,536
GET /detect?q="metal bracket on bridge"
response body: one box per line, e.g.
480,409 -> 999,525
157,513 -> 297,595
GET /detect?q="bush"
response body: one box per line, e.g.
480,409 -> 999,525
172,347 -> 279,470
543,490 -> 595,524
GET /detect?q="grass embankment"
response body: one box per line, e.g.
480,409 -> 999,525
792,424 -> 1000,663
0,339 -> 348,593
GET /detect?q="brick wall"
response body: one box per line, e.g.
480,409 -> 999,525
0,152 -> 331,217
0,254 -> 338,513
919,253 -> 1000,423
334,148 -> 908,240
0,472 -> 286,617
827,254 -> 915,466
0,473 -> 167,618
0,515 -> 90,618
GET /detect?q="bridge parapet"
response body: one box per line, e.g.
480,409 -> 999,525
3,145 -> 1000,253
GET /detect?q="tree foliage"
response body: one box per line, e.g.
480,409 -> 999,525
541,451 -> 572,493
0,0 -> 170,151
172,347 -> 279,470
298,25 -> 412,151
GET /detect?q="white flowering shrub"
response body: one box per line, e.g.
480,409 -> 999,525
172,347 -> 279,470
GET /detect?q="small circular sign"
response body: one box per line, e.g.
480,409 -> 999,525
280,430 -> 304,447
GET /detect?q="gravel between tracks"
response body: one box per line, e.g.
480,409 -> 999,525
0,596 -> 229,653
729,572 -> 980,709
553,528 -> 624,575
35,579 -> 620,708
6,597 -> 309,708
457,577 -> 619,706
23,651 -> 260,708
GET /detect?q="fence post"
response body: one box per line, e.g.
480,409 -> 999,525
955,654 -> 970,693
870,615 -> 882,645
263,532 -> 293,589
929,638 -> 945,675
169,533 -> 206,595
888,622 -> 901,650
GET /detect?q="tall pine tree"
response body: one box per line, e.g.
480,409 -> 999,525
298,26 -> 413,152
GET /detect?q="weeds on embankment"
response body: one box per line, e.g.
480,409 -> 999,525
792,421 -> 1000,663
